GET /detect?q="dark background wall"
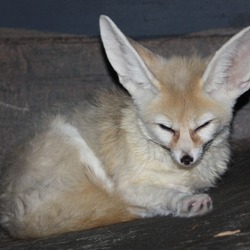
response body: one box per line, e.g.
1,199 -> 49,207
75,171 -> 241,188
1,0 -> 250,38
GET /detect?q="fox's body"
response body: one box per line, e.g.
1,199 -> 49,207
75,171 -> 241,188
1,16 -> 250,238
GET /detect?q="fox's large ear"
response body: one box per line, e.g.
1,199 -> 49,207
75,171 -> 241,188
99,15 -> 160,105
202,27 -> 250,106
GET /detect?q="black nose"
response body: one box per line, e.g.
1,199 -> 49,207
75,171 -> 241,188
180,155 -> 193,165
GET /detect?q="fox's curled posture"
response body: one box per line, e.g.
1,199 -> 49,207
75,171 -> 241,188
1,16 -> 250,238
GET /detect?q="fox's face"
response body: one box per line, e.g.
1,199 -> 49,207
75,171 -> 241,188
100,16 -> 250,167
136,57 -> 230,167
139,110 -> 222,167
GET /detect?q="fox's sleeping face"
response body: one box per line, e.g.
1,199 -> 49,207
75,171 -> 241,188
137,57 -> 230,167
100,16 -> 250,168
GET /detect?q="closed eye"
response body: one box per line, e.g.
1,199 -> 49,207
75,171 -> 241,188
195,120 -> 213,132
157,123 -> 175,134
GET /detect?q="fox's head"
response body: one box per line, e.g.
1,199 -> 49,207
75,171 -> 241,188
100,15 -> 250,168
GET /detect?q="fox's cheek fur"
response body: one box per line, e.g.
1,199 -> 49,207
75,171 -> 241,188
137,117 -> 173,148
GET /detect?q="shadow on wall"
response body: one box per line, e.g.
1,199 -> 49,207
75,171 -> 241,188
1,0 -> 250,37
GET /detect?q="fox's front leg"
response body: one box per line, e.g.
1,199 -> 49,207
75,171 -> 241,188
173,192 -> 212,217
121,184 -> 212,218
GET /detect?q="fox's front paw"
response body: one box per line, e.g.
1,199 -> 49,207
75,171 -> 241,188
175,194 -> 212,217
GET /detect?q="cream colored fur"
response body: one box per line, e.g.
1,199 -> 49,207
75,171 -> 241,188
1,15 -> 250,238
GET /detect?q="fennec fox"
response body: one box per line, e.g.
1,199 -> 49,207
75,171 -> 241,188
1,16 -> 250,239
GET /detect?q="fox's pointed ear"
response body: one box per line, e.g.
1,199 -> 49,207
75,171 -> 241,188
202,27 -> 250,106
99,15 -> 161,105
